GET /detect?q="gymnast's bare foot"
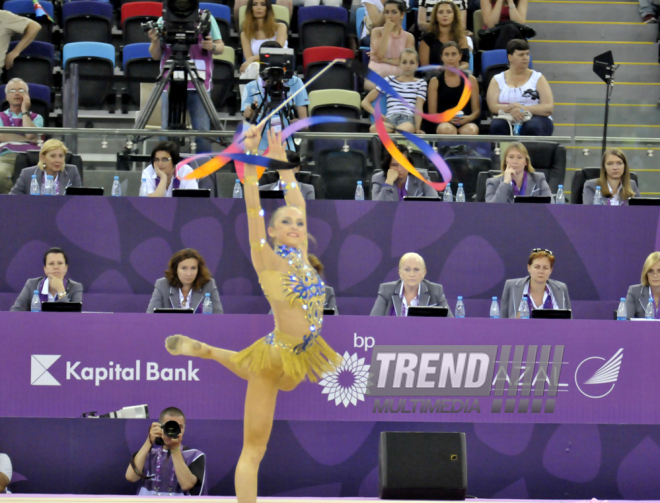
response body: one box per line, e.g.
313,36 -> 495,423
165,335 -> 210,357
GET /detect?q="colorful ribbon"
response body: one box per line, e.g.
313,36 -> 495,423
32,0 -> 53,22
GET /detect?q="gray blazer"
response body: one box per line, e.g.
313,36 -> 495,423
370,279 -> 453,317
147,277 -> 223,313
500,276 -> 572,318
10,165 -> 82,195
10,276 -> 83,311
371,169 -> 439,201
260,182 -> 315,200
486,172 -> 551,203
583,179 -> 640,205
625,283 -> 655,319
269,285 -> 337,314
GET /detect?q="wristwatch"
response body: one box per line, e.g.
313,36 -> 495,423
212,43 -> 217,52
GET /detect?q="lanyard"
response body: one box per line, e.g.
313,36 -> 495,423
526,284 -> 553,312
153,447 -> 178,495
512,171 -> 527,196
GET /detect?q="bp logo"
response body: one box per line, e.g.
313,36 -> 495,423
574,348 -> 623,399
318,352 -> 370,407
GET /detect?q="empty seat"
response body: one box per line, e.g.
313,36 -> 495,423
122,43 -> 159,106
62,1 -> 113,44
199,3 -> 231,44
298,6 -> 347,50
121,2 -> 163,46
303,46 -> 354,93
308,89 -> 360,131
3,0 -> 54,43
3,41 -> 54,88
315,148 -> 367,199
63,42 -> 115,107
0,83 -> 51,122
211,47 -> 235,112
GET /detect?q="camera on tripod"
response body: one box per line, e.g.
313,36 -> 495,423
259,47 -> 295,103
141,0 -> 212,46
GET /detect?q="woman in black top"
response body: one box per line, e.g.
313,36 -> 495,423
419,1 -> 470,70
427,41 -> 480,135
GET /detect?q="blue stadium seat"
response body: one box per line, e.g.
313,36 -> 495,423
122,43 -> 159,106
199,3 -> 231,43
62,1 -> 113,44
298,6 -> 348,50
0,83 -> 51,120
3,0 -> 54,43
63,42 -> 115,108
4,41 -> 54,88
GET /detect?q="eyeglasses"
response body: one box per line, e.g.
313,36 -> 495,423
154,157 -> 172,163
6,89 -> 26,94
648,269 -> 660,277
532,248 -> 554,256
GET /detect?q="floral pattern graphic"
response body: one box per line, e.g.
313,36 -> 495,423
319,352 -> 370,407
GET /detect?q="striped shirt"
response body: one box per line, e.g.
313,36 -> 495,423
377,76 -> 428,118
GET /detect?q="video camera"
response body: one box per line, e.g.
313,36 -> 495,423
259,47 -> 295,103
142,0 -> 212,46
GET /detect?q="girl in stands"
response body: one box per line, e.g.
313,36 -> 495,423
582,149 -> 640,205
419,1 -> 470,69
479,0 -> 528,50
239,0 -> 288,76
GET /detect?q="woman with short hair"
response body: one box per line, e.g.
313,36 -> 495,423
583,149 -> 640,205
624,252 -> 660,319
485,142 -> 550,203
141,141 -> 198,197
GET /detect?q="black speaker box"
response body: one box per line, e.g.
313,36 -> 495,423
379,431 -> 467,500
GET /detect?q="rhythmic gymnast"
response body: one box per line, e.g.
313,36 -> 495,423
165,126 -> 342,503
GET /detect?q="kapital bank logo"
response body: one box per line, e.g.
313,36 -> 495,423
575,348 -> 623,399
30,355 -> 200,386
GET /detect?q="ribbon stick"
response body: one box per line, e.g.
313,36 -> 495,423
32,0 -> 53,22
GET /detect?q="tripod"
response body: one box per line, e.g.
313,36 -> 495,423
249,77 -> 298,152
132,42 -> 222,149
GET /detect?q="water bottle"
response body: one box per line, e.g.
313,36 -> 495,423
30,174 -> 39,195
645,299 -> 655,320
594,186 -> 603,206
513,120 -> 522,136
233,179 -> 243,199
490,296 -> 500,319
31,290 -> 41,312
43,175 -> 53,195
443,184 -> 453,202
355,181 -> 365,201
202,292 -> 213,314
111,176 -> 121,197
455,296 -> 465,318
519,295 -> 530,319
616,298 -> 627,321
555,184 -> 565,205
139,178 -> 148,197
455,183 -> 466,202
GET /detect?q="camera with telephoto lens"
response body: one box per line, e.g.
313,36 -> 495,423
162,0 -> 211,46
259,47 -> 295,103
154,420 -> 182,445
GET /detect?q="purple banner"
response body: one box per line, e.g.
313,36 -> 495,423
3,312 -> 658,424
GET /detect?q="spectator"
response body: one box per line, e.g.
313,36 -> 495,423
0,78 -> 43,194
361,48 -> 427,134
625,251 -> 660,319
371,143 -> 438,200
147,248 -> 223,313
370,252 -> 453,316
487,39 -> 553,136
125,407 -> 206,496
0,10 -> 40,75
486,142 -> 550,203
10,247 -> 83,311
235,0 -> 292,33
366,0 -> 415,90
419,1 -> 470,69
360,0 -> 409,47
500,248 -> 571,318
239,0 -> 288,78
427,41 -> 480,135
9,139 -> 81,195
0,452 -> 11,494
583,148 -> 640,206
419,0 -> 467,32
148,13 -> 224,154
241,41 -> 308,151
141,141 -> 198,197
639,0 -> 660,23
259,150 -> 315,199
479,0 -> 529,50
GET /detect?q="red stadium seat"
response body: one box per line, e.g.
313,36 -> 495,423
302,46 -> 353,73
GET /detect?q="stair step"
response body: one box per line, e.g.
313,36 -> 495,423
555,124 -> 660,137
552,104 -> 660,124
529,3 -> 641,22
529,22 -> 658,42
535,62 -> 660,82
529,41 -> 658,62
547,81 -> 660,102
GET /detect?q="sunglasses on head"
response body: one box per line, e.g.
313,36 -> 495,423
532,248 -> 554,256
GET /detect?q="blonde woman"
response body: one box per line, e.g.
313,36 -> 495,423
625,252 -> 660,319
583,149 -> 639,206
9,139 -> 81,195
485,142 -> 550,203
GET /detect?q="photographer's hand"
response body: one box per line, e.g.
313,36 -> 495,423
125,422 -> 160,483
201,35 -> 214,52
243,101 -> 257,120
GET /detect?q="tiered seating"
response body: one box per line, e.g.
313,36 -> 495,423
122,43 -> 159,106
63,42 -> 115,107
303,46 -> 354,93
3,0 -> 54,42
3,41 -> 54,88
121,2 -> 162,46
297,6 -> 348,50
199,3 -> 231,43
62,1 -> 113,44
0,83 -> 51,120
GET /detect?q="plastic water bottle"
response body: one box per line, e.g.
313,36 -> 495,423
490,296 -> 500,319
456,183 -> 466,202
645,299 -> 655,320
203,292 -> 213,314
30,174 -> 39,195
594,186 -> 603,206
43,175 -> 54,195
616,298 -> 627,321
139,178 -> 148,197
355,181 -> 365,200
555,185 -> 565,205
519,295 -> 530,319
513,120 -> 522,136
31,290 -> 41,312
443,184 -> 453,202
233,179 -> 243,199
455,296 -> 465,318
111,176 -> 121,196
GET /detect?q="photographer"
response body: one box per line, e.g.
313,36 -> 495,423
125,407 -> 206,496
241,41 -> 308,152
148,13 -> 224,154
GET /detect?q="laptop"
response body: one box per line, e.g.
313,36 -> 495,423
403,196 -> 441,202
407,306 -> 449,317
259,190 -> 285,199
65,187 -> 104,196
629,198 -> 660,206
153,308 -> 195,314
530,309 -> 572,319
172,189 -> 211,198
514,196 -> 552,204
41,302 -> 82,312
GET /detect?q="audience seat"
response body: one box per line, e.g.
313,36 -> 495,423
238,4 -> 289,31
181,154 -> 218,196
199,3 -> 231,44
521,141 -> 565,193
303,46 -> 354,93
63,42 -> 115,108
298,6 -> 347,50
258,170 -> 323,199
3,41 -> 54,88
570,167 -> 639,204
215,171 -> 241,197
121,2 -> 162,46
211,47 -> 236,112
0,83 -> 51,122
122,43 -> 159,106
3,0 -> 54,43
308,89 -> 361,129
13,151 -> 83,184
62,1 -> 113,44
314,147 -> 367,199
